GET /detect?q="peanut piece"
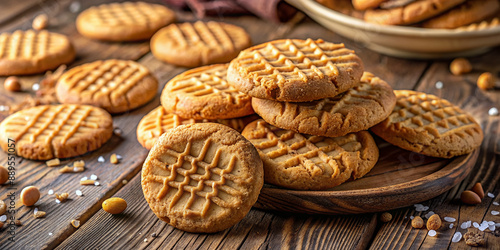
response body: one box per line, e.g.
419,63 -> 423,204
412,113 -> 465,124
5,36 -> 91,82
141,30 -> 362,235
4,76 -> 21,92
32,14 -> 48,30
380,212 -> 392,222
0,165 -> 8,184
46,158 -> 61,167
477,72 -> 495,90
411,216 -> 424,229
73,160 -> 85,168
102,197 -> 127,214
14,219 -> 22,226
71,219 -> 80,228
80,180 -> 95,185
55,193 -> 69,202
426,214 -> 442,231
110,154 -> 118,164
471,183 -> 485,199
34,211 -> 46,218
461,190 -> 481,205
20,186 -> 40,206
450,58 -> 472,75
0,200 -> 6,215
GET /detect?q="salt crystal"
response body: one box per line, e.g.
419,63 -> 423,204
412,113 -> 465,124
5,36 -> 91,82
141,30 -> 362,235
48,189 -> 54,195
444,217 -> 456,222
69,1 -> 81,13
473,222 -> 480,228
467,221 -> 472,227
479,225 -> 488,231
488,221 -> 495,225
425,211 -> 435,219
32,83 -> 40,91
460,222 -> 469,229
34,207 -> 38,214
98,156 -> 105,163
49,232 -> 53,236
116,154 -> 123,160
144,238 -> 147,242
489,225 -> 496,231
488,107 -> 499,116
55,199 -> 61,204
414,204 -> 424,208
80,177 -> 88,181
0,215 -> 6,222
491,210 -> 499,215
449,223 -> 454,229
90,174 -> 98,180
75,190 -> 83,196
496,223 -> 500,227
487,192 -> 495,198
435,81 -> 443,89
452,232 -> 462,243
493,201 -> 499,206
0,105 -> 9,112
428,230 -> 437,237
410,216 -> 414,220
94,181 -> 100,186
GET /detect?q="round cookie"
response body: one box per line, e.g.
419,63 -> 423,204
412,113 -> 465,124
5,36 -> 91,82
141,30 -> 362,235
364,0 -> 466,25
56,60 -> 158,114
141,123 -> 263,233
242,119 -> 379,190
422,0 -> 500,29
151,21 -> 251,68
161,64 -> 253,120
137,106 -> 259,150
371,90 -> 484,158
76,2 -> 175,41
252,72 -> 396,137
227,38 -> 364,102
0,104 -> 113,160
352,0 -> 387,10
0,30 -> 75,76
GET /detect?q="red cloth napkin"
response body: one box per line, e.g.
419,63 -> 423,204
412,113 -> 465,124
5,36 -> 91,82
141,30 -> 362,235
164,0 -> 297,22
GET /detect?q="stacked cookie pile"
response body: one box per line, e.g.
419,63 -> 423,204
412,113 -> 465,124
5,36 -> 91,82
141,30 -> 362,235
227,38 -> 397,190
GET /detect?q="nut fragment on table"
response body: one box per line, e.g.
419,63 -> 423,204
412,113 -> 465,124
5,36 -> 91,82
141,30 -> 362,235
34,211 -> 46,218
461,190 -> 482,205
426,214 -> 441,230
46,158 -> 61,167
102,197 -> 127,214
464,229 -> 485,246
110,154 -> 119,164
55,193 -> 69,202
0,165 -> 8,184
20,186 -> 40,206
0,200 -> 6,215
80,179 -> 95,185
411,216 -> 424,229
477,72 -> 495,90
32,14 -> 48,30
4,76 -> 21,92
471,183 -> 485,199
450,58 -> 472,76
380,212 -> 392,222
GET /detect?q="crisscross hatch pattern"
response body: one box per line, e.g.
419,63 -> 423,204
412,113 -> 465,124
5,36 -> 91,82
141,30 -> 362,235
0,30 -> 61,59
61,60 -> 149,103
235,39 -> 361,86
85,2 -> 166,26
168,64 -> 246,104
249,121 -> 363,177
143,139 -> 244,217
390,91 -> 481,138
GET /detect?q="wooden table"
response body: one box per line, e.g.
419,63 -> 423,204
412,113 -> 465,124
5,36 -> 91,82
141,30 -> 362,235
1,0 -> 499,249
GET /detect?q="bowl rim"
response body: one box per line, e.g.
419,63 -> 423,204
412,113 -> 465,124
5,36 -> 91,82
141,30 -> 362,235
288,0 -> 500,37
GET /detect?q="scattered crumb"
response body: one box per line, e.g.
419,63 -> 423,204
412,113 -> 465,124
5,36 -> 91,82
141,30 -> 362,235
55,193 -> 69,202
411,216 -> 424,229
46,158 -> 61,167
464,229 -> 485,246
32,14 -> 48,30
71,219 -> 80,228
110,154 -> 119,164
122,179 -> 128,185
80,180 -> 96,185
15,220 -> 22,226
34,211 -> 46,218
380,212 -> 392,222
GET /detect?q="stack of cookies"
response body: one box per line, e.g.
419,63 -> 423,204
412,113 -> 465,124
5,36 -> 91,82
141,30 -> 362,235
227,38 -> 397,190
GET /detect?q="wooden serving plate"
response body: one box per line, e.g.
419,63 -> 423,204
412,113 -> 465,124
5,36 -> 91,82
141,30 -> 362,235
254,138 -> 479,214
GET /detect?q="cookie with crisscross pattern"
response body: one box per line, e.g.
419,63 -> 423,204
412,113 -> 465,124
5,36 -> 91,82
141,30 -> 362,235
136,106 -> 259,150
76,1 -> 175,41
161,64 -> 253,119
141,123 -> 263,232
252,72 -> 396,137
151,21 -> 251,67
0,29 -> 75,75
242,120 -> 378,190
56,60 -> 158,113
227,38 -> 364,102
0,104 -> 113,160
371,90 -> 483,158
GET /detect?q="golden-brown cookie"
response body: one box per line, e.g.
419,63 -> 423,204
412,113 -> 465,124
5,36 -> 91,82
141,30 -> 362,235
422,0 -> 500,29
0,30 -> 75,76
371,90 -> 484,158
252,72 -> 396,137
0,104 -> 113,160
141,123 -> 263,233
352,0 -> 386,10
56,60 -> 158,114
151,21 -> 251,68
364,0 -> 466,25
227,38 -> 364,102
161,64 -> 253,119
136,106 -> 259,150
242,120 -> 378,190
76,1 -> 175,41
